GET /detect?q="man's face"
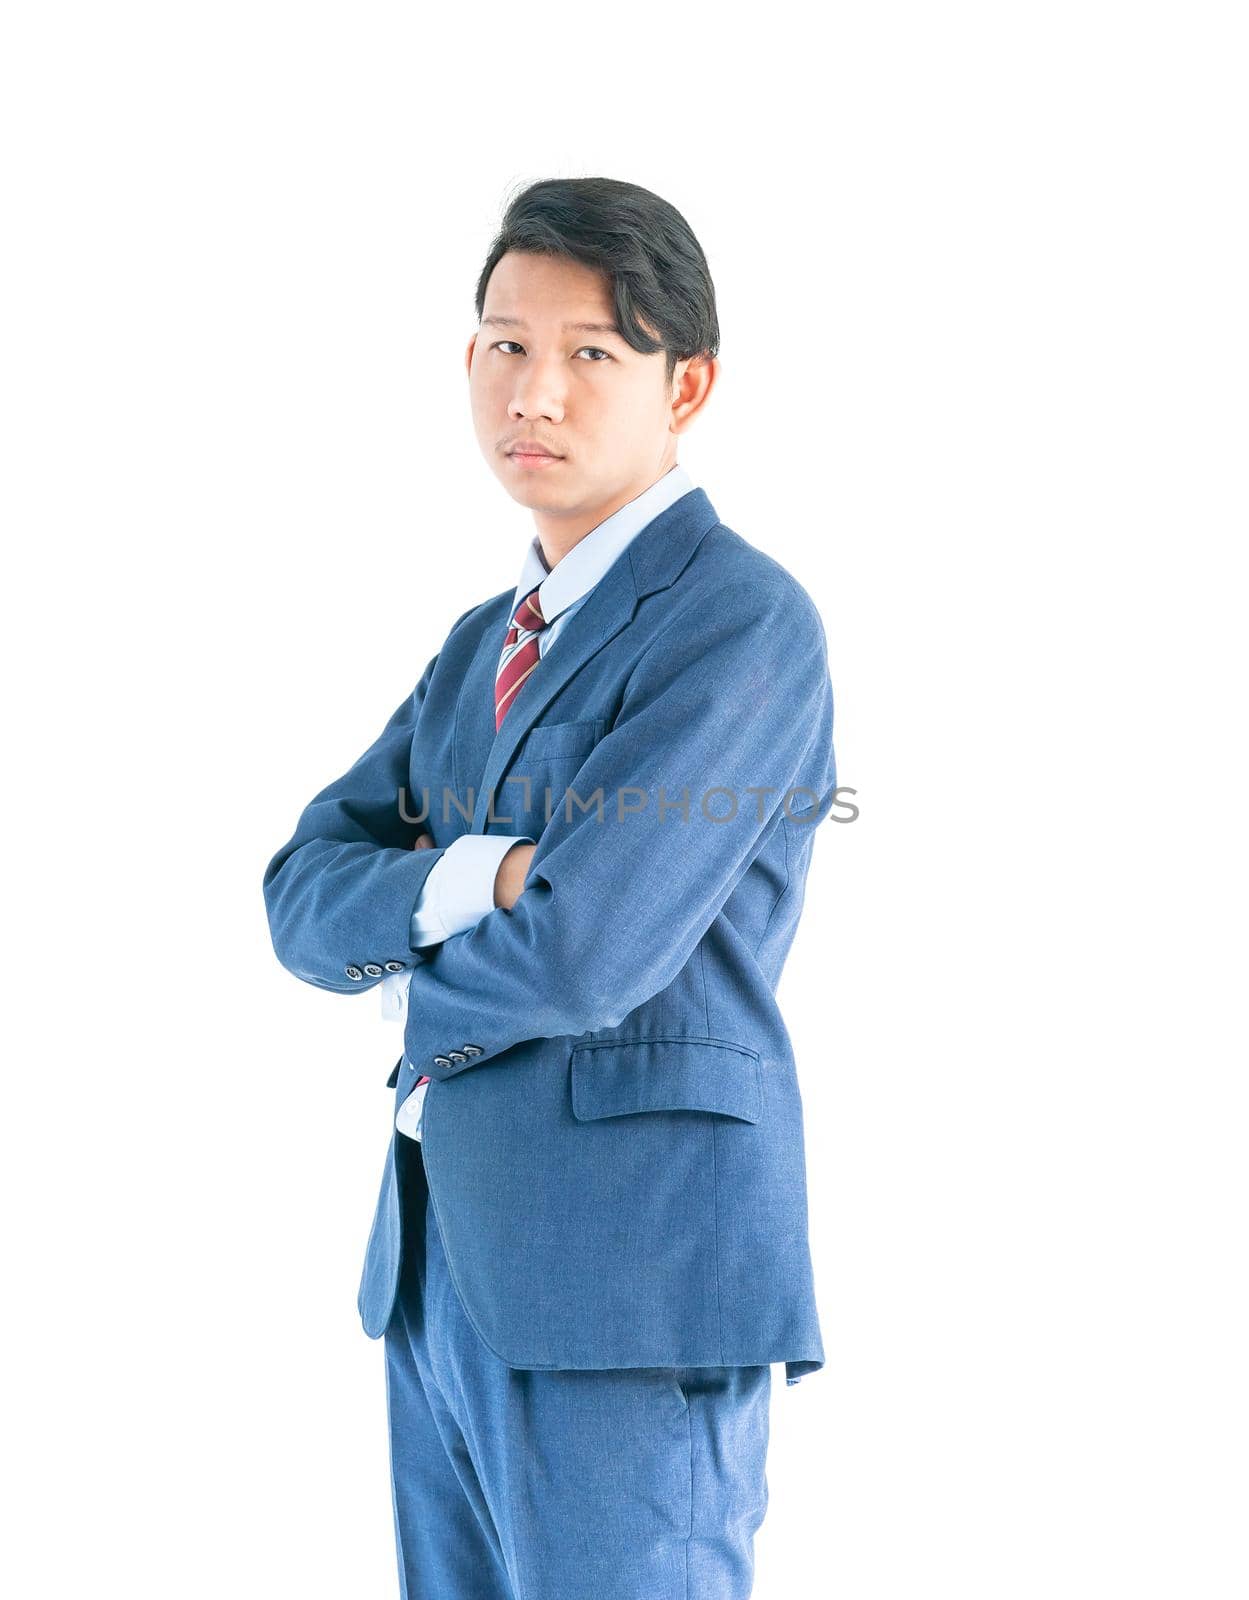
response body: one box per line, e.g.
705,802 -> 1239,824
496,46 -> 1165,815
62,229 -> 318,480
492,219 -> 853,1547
466,250 -> 684,522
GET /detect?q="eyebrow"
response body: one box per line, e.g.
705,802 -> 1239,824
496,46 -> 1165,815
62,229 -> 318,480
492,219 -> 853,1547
480,314 -> 624,337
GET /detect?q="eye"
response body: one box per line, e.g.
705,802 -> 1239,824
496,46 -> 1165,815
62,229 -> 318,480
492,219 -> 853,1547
489,341 -> 612,362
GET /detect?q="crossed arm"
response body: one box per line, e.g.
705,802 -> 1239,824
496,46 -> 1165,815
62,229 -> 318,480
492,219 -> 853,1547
262,604 -> 477,994
400,577 -> 836,1080
264,578 -> 834,1065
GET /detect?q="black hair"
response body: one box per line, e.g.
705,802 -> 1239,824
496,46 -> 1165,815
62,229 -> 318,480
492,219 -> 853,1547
474,177 -> 719,388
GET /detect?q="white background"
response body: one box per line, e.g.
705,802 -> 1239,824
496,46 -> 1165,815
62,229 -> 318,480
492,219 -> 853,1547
3,3 -> 1245,1596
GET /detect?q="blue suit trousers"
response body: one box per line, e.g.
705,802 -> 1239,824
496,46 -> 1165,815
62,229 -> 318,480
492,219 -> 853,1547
384,1137 -> 773,1598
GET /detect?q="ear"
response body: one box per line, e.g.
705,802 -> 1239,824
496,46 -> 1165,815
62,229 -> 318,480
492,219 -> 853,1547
671,353 -> 718,435
465,332 -> 478,379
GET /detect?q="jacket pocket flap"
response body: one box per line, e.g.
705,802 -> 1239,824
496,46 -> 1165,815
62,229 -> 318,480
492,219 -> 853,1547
570,1037 -> 762,1124
519,718 -> 607,762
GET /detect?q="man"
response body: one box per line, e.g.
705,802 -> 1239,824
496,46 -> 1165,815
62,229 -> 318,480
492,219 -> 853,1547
263,176 -> 837,1599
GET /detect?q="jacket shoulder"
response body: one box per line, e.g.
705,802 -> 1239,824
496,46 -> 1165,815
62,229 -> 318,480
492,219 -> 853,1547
679,522 -> 828,645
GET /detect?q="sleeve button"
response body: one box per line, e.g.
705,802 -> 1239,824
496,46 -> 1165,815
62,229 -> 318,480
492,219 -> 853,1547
344,965 -> 364,981
383,960 -> 405,972
363,963 -> 383,977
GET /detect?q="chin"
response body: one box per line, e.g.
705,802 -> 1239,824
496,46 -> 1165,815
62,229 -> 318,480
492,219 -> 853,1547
501,470 -> 572,506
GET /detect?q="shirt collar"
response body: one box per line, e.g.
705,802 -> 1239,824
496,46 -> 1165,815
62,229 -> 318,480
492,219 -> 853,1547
509,463 -> 696,628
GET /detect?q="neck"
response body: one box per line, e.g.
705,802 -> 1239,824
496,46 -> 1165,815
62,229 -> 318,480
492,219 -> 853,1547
531,458 -> 679,567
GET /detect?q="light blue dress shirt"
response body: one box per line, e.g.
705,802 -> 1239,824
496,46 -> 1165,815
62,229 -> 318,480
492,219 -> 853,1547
387,461 -> 696,1136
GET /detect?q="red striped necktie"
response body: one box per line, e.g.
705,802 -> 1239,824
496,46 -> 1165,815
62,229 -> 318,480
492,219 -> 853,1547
410,583 -> 551,1094
494,582 -> 551,731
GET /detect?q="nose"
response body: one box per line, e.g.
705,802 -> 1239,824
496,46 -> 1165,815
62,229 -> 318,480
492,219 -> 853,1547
508,355 -> 567,425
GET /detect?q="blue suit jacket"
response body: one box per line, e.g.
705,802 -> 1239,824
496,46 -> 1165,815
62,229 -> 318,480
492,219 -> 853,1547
263,485 -> 836,1385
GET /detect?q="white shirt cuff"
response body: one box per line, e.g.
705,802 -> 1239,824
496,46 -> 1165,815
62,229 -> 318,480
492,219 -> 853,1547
408,832 -> 536,947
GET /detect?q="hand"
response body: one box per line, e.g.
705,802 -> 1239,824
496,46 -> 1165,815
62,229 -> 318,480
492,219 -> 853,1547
493,841 -> 536,911
413,832 -> 435,850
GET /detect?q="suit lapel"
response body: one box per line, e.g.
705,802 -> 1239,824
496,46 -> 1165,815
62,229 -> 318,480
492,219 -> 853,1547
463,485 -> 720,836
453,599 -> 511,826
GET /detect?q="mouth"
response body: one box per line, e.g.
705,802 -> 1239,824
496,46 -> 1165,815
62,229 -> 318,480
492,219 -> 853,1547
507,447 -> 565,468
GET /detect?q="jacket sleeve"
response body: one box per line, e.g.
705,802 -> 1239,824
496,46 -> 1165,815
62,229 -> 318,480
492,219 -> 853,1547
262,643 -> 457,995
404,577 -> 837,1078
